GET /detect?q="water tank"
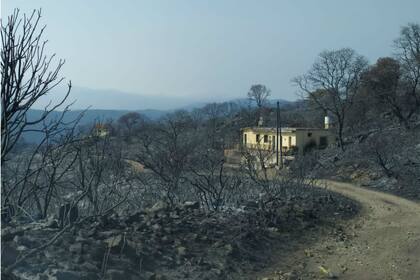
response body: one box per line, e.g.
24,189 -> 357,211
258,117 -> 264,127
324,116 -> 330,129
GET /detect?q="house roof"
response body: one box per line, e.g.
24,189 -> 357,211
241,127 -> 327,133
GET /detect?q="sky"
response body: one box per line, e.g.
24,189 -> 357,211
2,0 -> 420,106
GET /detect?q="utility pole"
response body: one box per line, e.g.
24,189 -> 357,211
276,101 -> 279,166
278,101 -> 283,168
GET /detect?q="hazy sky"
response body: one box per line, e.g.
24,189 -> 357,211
2,0 -> 420,103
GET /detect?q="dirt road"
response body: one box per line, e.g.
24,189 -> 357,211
262,180 -> 420,280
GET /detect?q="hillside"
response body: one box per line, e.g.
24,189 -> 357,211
22,109 -> 167,144
22,97 -> 292,144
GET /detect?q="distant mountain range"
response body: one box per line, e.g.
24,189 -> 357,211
27,97 -> 291,127
33,85 -> 292,111
33,86 -> 221,111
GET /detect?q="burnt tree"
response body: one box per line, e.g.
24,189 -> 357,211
293,48 -> 368,150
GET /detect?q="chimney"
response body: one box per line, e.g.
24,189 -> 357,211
324,116 -> 330,129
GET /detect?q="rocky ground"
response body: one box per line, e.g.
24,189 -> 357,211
2,186 -> 358,280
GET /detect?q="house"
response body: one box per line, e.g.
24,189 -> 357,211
241,125 -> 335,156
92,123 -> 110,137
223,116 -> 335,166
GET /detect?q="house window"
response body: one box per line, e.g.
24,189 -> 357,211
319,136 -> 328,147
256,134 -> 260,142
264,135 -> 268,143
244,133 -> 247,144
288,136 -> 292,146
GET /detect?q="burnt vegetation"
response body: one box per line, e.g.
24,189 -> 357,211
1,8 -> 419,280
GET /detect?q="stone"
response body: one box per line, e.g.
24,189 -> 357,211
183,201 -> 199,210
45,218 -> 59,229
304,249 -> 314,257
16,245 -> 28,252
169,212 -> 180,219
147,201 -> 168,214
104,235 -> 123,249
318,266 -> 338,279
283,271 -> 298,280
103,235 -> 139,261
176,246 -> 187,257
44,247 -> 56,259
152,224 -> 161,232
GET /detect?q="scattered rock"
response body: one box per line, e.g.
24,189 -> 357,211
0,188 -> 358,280
304,249 -> 313,257
104,235 -> 123,249
183,201 -> 200,210
283,271 -> 298,280
319,265 -> 338,279
45,219 -> 59,229
147,201 -> 168,213
176,246 -> 187,257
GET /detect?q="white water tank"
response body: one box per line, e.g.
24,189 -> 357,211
258,117 -> 264,127
324,116 -> 330,129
